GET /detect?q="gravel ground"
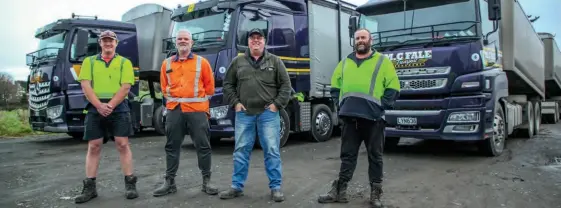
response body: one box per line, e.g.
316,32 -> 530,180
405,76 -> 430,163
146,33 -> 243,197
1,123 -> 561,208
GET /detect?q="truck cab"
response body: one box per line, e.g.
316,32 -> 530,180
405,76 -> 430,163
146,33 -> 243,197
351,0 -> 546,156
161,0 -> 357,147
25,15 -> 140,138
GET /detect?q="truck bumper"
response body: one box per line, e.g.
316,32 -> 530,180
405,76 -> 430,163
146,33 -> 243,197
29,94 -> 86,134
209,118 -> 235,138
384,95 -> 492,141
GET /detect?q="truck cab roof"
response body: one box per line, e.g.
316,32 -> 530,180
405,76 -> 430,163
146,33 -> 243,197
35,18 -> 136,38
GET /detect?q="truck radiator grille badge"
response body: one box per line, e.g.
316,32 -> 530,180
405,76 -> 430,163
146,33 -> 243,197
400,78 -> 447,90
28,81 -> 51,110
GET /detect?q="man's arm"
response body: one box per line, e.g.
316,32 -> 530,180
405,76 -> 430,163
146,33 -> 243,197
273,57 -> 292,109
108,59 -> 134,108
160,59 -> 168,98
381,57 -> 400,110
222,57 -> 240,108
202,58 -> 215,96
78,57 -> 102,109
330,60 -> 344,105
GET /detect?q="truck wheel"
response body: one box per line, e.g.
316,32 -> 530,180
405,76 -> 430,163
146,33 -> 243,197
279,108 -> 290,148
310,104 -> 334,142
478,104 -> 506,157
533,101 -> 541,135
210,136 -> 222,146
554,102 -> 560,124
384,137 -> 400,151
67,132 -> 84,140
526,102 -> 535,138
553,102 -> 559,124
254,108 -> 290,148
153,105 -> 166,135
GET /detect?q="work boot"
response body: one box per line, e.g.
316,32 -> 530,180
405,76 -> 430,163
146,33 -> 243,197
201,175 -> 218,195
218,187 -> 244,199
124,175 -> 139,199
153,176 -> 177,197
271,189 -> 285,202
369,182 -> 383,208
317,179 -> 348,203
75,178 -> 97,204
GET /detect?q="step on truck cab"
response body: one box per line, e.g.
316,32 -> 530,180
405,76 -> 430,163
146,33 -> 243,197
350,0 -> 547,156
25,5 -> 174,138
161,0 -> 358,147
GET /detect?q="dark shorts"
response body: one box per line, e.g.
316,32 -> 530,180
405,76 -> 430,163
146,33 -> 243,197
83,112 -> 133,141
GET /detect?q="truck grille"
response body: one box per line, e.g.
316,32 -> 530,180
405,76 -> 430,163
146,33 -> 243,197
400,78 -> 447,90
28,82 -> 51,110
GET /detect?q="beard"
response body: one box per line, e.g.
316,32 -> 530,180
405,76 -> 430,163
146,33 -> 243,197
355,42 -> 370,55
177,45 -> 190,52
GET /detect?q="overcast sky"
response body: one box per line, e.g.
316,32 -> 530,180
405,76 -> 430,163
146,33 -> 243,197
0,0 -> 559,81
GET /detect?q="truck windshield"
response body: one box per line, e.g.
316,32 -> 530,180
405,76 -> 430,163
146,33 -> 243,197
169,9 -> 232,51
26,31 -> 67,65
359,0 -> 478,47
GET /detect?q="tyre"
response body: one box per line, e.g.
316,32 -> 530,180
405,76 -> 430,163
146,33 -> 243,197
478,103 -> 506,157
67,132 -> 84,140
533,101 -> 541,135
310,104 -> 334,142
279,108 -> 290,148
384,137 -> 400,151
210,136 -> 222,146
254,108 -> 291,148
153,105 -> 166,135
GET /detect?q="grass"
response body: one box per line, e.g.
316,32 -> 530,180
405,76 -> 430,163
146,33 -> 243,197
0,91 -> 161,138
0,109 -> 50,137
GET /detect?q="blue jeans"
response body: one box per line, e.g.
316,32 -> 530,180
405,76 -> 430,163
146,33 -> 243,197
231,108 -> 282,191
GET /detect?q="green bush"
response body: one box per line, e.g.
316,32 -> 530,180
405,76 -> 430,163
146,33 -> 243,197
0,109 -> 48,137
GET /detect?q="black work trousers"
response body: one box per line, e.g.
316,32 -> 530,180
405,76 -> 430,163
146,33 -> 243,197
164,106 -> 212,178
338,117 -> 385,184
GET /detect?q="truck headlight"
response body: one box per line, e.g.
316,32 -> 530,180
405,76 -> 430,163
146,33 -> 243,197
210,105 -> 228,119
46,105 -> 63,119
447,111 -> 480,123
461,81 -> 480,88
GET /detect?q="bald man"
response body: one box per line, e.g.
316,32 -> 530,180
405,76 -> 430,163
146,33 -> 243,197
152,29 -> 218,197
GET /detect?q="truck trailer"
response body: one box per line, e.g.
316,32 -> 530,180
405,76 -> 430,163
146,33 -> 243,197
25,5 -> 173,138
155,0 -> 358,147
539,32 -> 561,124
350,0 -> 546,156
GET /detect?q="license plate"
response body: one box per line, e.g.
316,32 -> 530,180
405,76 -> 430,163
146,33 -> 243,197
397,117 -> 417,125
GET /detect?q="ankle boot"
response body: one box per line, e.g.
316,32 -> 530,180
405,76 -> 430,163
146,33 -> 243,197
317,179 -> 348,203
153,176 -> 177,197
202,175 -> 218,195
124,175 -> 139,199
370,182 -> 383,208
75,178 -> 97,204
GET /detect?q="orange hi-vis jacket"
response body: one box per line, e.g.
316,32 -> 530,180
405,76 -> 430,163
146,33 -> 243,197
160,53 -> 215,115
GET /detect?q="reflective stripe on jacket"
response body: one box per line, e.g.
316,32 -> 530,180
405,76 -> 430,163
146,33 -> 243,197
330,52 -> 400,119
160,54 -> 215,114
78,54 -> 135,99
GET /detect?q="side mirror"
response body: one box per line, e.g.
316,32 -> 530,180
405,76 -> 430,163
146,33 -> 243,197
75,29 -> 89,59
348,16 -> 358,38
487,0 -> 501,20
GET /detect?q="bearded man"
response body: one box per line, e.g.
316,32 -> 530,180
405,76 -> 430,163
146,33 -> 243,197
317,28 -> 401,208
